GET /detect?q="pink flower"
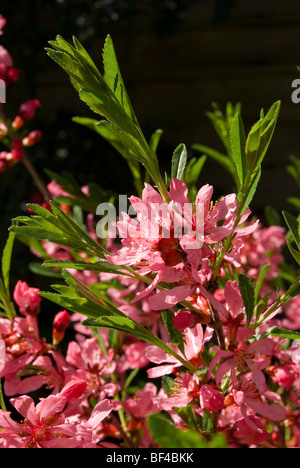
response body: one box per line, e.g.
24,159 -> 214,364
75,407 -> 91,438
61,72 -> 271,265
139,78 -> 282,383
233,415 -> 270,445
146,323 -> 213,378
13,280 -> 41,317
66,335 -> 117,398
0,44 -> 19,85
117,341 -> 149,373
231,373 -> 286,426
208,328 -> 274,393
0,316 -> 44,383
0,380 -> 87,448
108,180 -> 257,312
124,383 -> 160,418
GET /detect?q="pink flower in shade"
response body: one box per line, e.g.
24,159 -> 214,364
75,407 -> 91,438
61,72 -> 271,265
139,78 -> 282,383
208,327 -> 274,393
236,224 -> 286,287
124,383 -> 161,419
5,351 -> 75,397
281,295 -> 300,331
0,44 -> 19,85
13,280 -> 41,317
0,45 -> 12,67
66,335 -> 117,399
231,373 -> 286,428
0,316 -> 45,383
117,340 -> 149,373
146,323 -> 213,378
0,380 -> 87,448
233,415 -> 270,446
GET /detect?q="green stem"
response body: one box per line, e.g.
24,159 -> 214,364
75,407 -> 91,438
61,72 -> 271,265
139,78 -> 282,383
0,379 -> 6,412
255,276 -> 300,327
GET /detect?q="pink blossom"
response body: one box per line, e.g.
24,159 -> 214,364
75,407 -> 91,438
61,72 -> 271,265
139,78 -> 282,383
146,323 -> 213,378
231,373 -> 286,426
13,280 -> 41,317
208,328 -> 274,393
66,335 -> 117,398
124,383 -> 161,418
0,380 -> 86,447
108,180 -> 258,312
117,341 -> 149,373
0,316 -> 44,383
233,415 -> 270,445
0,380 -> 113,448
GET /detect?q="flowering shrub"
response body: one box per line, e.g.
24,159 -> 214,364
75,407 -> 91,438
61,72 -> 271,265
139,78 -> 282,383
0,15 -> 300,449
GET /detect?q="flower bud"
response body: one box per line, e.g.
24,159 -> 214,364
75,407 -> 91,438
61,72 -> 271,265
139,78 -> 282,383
11,148 -> 24,161
22,130 -> 42,147
12,115 -> 24,130
199,384 -> 224,412
52,310 -> 70,345
0,123 -> 7,139
13,280 -> 41,317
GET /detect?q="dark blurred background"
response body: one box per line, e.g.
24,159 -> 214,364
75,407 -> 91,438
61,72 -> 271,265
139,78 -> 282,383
1,0 -> 300,284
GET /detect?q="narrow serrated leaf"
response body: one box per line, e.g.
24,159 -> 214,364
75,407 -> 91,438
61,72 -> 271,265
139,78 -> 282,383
171,143 -> 187,180
238,274 -> 255,326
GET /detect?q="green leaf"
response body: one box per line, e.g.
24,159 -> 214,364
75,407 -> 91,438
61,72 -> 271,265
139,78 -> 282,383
173,404 -> 201,431
149,129 -> 163,152
171,143 -> 188,180
1,231 -> 15,293
147,413 -> 208,448
283,211 -> 300,250
238,274 -> 255,326
245,101 -> 280,172
229,112 -> 246,188
28,262 -> 62,279
240,166 -> 261,215
287,240 -> 300,265
42,259 -> 128,275
192,144 -> 235,177
254,264 -> 271,302
267,326 -> 300,341
102,34 -> 137,124
161,309 -> 185,354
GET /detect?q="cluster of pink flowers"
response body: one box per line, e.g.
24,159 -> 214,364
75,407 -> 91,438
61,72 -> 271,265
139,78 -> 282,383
0,13 -> 299,449
1,174 -> 299,448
